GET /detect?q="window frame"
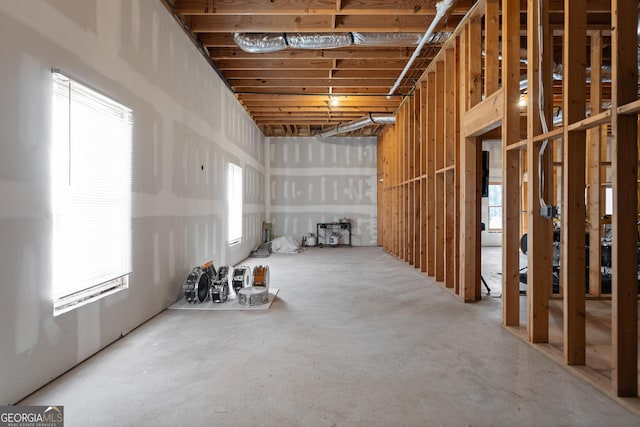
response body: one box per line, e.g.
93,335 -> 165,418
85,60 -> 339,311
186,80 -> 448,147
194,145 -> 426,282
487,182 -> 503,232
227,162 -> 243,245
51,70 -> 132,315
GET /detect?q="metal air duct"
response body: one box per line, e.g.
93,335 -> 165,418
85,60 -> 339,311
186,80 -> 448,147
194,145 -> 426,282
317,113 -> 396,138
233,32 -> 451,53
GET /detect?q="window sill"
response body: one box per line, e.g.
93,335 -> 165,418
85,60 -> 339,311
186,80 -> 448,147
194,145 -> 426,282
54,275 -> 129,316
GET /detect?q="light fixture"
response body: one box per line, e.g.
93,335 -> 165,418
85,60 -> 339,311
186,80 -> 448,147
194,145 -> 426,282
330,96 -> 339,107
518,94 -> 527,108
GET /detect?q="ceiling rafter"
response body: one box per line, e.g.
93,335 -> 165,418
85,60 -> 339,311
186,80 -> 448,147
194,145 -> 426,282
168,0 -> 475,136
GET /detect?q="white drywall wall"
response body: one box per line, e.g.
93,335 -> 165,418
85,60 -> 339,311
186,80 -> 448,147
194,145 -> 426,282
0,0 -> 264,404
267,136 -> 378,246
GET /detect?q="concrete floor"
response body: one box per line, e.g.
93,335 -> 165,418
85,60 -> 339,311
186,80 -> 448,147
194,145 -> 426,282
21,247 -> 639,426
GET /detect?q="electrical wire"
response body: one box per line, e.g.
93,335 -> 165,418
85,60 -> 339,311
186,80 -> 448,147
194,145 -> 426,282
537,0 -> 551,216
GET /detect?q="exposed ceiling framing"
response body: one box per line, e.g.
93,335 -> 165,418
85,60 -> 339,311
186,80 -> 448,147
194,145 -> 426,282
164,0 -> 619,137
164,0 -> 474,137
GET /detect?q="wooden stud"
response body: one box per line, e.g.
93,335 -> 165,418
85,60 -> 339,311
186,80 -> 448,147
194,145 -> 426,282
561,0 -> 587,366
435,61 -> 445,282
426,72 -> 437,277
445,47 -> 456,289
611,0 -> 639,397
420,81 -> 428,273
414,91 -> 422,270
526,0 -> 553,343
460,136 -> 480,302
400,106 -> 407,259
587,30 -> 603,296
454,37 -> 462,297
408,101 -> 413,264
484,0 -> 500,97
502,0 -> 521,326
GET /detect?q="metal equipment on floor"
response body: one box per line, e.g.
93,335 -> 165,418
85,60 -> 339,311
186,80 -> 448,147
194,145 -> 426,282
232,265 -> 252,295
183,261 -> 216,303
253,265 -> 270,289
238,286 -> 269,306
211,265 -> 230,303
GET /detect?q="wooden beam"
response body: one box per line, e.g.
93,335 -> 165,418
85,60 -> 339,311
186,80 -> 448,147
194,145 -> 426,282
210,48 -> 416,60
484,0 -> 500,96
426,72 -> 436,277
616,99 -> 640,115
458,16 -> 482,302
561,0 -> 587,366
175,0 -> 473,16
420,81 -> 428,274
527,0 -> 553,344
567,110 -> 611,132
587,30 -> 603,297
611,0 -> 639,397
467,13 -> 482,110
189,14 -> 461,33
445,47 -> 456,289
454,37 -> 462,297
400,106 -> 407,260
413,91 -> 422,269
435,61 -> 445,282
502,0 -> 521,327
460,136 -> 480,302
462,89 -> 504,138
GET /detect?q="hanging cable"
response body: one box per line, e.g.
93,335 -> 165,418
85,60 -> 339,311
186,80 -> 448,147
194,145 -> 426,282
537,0 -> 557,219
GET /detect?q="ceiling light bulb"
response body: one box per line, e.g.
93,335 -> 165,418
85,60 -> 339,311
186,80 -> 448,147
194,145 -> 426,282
518,96 -> 527,108
331,97 -> 339,106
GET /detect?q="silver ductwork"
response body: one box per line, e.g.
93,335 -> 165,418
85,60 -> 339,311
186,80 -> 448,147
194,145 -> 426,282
287,33 -> 353,49
233,31 -> 452,53
317,114 -> 396,138
232,33 -> 287,53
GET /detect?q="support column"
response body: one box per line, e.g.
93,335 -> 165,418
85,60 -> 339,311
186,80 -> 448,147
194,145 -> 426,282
526,0 -> 553,343
502,0 -> 521,326
611,0 -> 639,397
587,30 -> 603,296
561,0 -> 586,366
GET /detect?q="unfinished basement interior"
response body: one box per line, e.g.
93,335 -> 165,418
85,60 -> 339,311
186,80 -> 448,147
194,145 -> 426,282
1,0 -> 640,425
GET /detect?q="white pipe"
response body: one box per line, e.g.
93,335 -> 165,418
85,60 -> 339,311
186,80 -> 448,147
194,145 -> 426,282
387,0 -> 453,99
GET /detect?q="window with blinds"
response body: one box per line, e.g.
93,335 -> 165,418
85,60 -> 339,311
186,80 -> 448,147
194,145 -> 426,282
51,71 -> 132,315
227,163 -> 243,245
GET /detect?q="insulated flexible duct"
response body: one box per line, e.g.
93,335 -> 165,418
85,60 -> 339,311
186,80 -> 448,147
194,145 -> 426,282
233,32 -> 451,53
317,114 -> 396,138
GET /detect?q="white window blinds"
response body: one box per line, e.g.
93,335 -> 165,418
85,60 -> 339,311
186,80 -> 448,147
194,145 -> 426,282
51,72 -> 132,313
227,163 -> 243,244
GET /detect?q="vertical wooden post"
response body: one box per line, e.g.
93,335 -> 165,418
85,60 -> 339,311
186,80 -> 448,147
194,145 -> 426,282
502,0 -> 521,326
587,30 -> 603,296
526,0 -> 553,343
445,47 -> 456,289
435,61 -> 445,282
426,72 -> 436,277
454,38 -> 462,296
414,90 -> 422,270
460,136 -> 480,302
407,100 -> 415,264
561,0 -> 587,366
458,23 -> 473,300
484,0 -> 499,97
403,103 -> 409,262
611,0 -> 639,397
420,81 -> 428,273
398,108 -> 407,260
